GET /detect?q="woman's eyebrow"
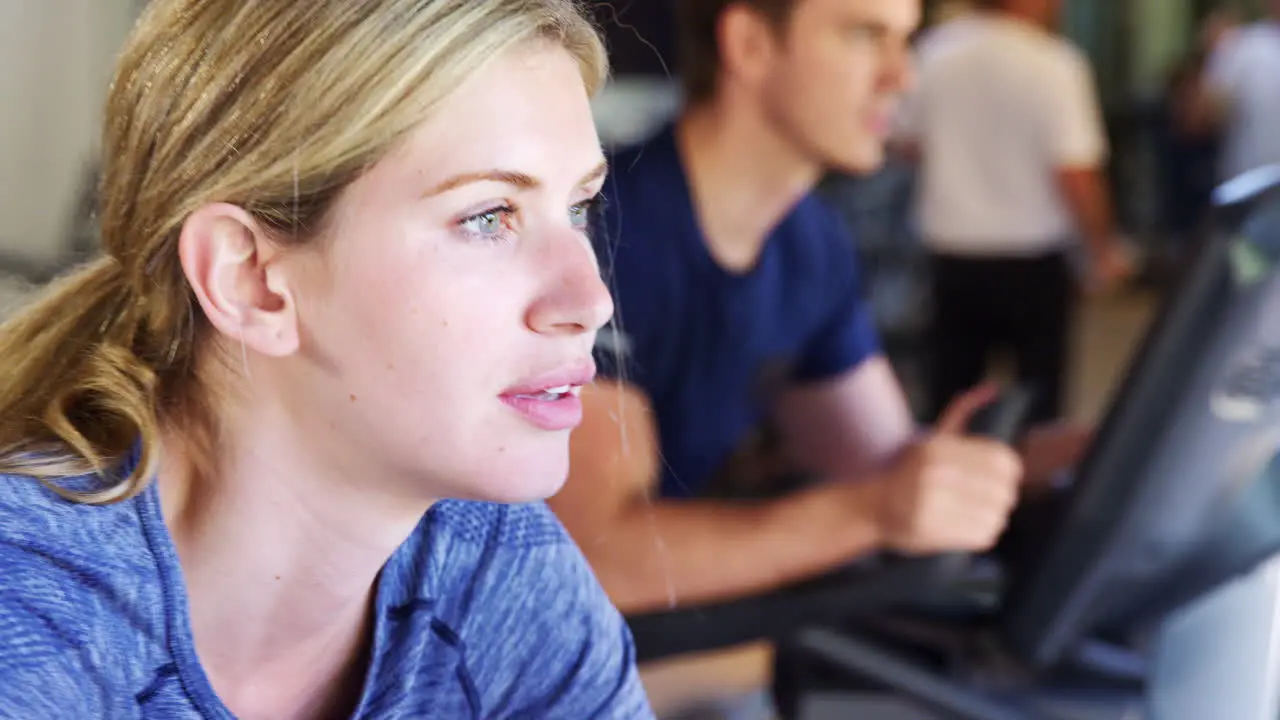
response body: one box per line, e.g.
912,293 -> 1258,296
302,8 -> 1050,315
423,169 -> 538,197
579,160 -> 609,187
422,160 -> 609,198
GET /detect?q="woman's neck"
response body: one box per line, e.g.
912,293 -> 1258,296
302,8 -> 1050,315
157,399 -> 428,718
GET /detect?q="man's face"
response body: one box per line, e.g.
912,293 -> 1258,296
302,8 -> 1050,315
758,0 -> 920,174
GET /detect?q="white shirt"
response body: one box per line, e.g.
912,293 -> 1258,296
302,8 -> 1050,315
1205,22 -> 1280,182
897,15 -> 1108,255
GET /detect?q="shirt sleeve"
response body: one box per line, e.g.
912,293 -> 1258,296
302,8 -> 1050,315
793,213 -> 883,383
0,590 -> 113,718
1044,48 -> 1109,168
463,507 -> 655,720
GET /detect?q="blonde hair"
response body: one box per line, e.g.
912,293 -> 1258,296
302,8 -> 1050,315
0,0 -> 608,504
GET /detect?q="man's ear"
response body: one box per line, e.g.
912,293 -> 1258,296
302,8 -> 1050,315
178,203 -> 300,358
718,4 -> 782,91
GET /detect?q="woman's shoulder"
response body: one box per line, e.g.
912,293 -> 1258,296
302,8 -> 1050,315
419,499 -> 614,623
380,500 -> 579,602
384,500 -> 653,718
0,474 -> 173,713
0,472 -> 165,618
382,499 -> 582,608
0,472 -> 154,563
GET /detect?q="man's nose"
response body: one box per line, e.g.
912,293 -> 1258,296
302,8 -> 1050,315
525,231 -> 615,337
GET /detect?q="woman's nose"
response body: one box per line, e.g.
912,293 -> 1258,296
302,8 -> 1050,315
525,232 -> 615,337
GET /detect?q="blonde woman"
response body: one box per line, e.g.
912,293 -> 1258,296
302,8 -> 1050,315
0,1 -> 652,717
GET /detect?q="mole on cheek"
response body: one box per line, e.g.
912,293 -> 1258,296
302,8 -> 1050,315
349,393 -> 358,402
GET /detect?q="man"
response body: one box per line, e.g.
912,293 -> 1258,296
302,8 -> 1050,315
1201,0 -> 1280,183
550,0 -> 1081,714
895,0 -> 1133,426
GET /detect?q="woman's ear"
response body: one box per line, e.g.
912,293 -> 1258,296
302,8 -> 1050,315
178,203 -> 300,358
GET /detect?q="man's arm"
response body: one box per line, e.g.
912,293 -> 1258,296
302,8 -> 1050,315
1056,165 -> 1117,264
776,361 -> 1086,496
548,379 -> 884,615
773,356 -> 918,479
1045,50 -> 1130,284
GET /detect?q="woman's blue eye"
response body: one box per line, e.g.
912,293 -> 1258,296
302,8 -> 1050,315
460,197 -> 599,240
570,196 -> 601,230
460,206 -> 514,238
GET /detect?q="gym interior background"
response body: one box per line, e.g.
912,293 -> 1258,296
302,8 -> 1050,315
3,1 -> 1280,719
1,0 -> 1269,415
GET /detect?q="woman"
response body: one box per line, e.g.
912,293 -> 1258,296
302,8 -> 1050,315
0,1 -> 652,718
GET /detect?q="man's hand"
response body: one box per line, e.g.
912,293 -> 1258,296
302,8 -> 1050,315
1084,241 -> 1137,295
867,385 -> 1024,555
1019,420 -> 1093,493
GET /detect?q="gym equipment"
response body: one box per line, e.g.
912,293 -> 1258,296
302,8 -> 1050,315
625,385 -> 1035,662
625,165 -> 1280,719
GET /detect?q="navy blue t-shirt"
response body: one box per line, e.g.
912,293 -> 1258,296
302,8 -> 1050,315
593,125 -> 882,498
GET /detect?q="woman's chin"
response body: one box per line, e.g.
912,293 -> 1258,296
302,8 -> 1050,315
446,453 -> 571,505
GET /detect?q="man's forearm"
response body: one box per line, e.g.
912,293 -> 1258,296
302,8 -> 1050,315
1057,167 -> 1116,259
580,481 -> 883,615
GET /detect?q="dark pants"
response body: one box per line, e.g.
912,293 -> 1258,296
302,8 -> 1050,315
927,249 -> 1075,425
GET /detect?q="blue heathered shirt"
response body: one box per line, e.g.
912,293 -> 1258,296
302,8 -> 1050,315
0,466 -> 653,718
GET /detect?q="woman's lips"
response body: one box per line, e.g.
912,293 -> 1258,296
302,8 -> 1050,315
500,387 -> 584,431
500,361 -> 594,431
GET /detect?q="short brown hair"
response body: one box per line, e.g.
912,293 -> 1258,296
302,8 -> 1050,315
677,0 -> 797,105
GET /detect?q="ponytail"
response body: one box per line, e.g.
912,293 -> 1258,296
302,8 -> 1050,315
0,256 -> 166,504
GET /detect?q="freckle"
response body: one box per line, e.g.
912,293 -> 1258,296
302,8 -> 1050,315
387,361 -> 395,370
274,575 -> 281,581
497,446 -> 506,453
442,319 -> 449,327
349,393 -> 357,402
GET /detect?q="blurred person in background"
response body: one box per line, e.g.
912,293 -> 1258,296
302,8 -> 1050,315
552,0 -> 1090,717
1152,11 -> 1238,270
895,0 -> 1133,426
1199,0 -> 1280,182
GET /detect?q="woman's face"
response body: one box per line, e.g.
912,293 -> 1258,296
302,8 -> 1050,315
286,42 -> 612,503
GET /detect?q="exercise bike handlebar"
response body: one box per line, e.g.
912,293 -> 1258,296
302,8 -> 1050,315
625,385 -> 1038,663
